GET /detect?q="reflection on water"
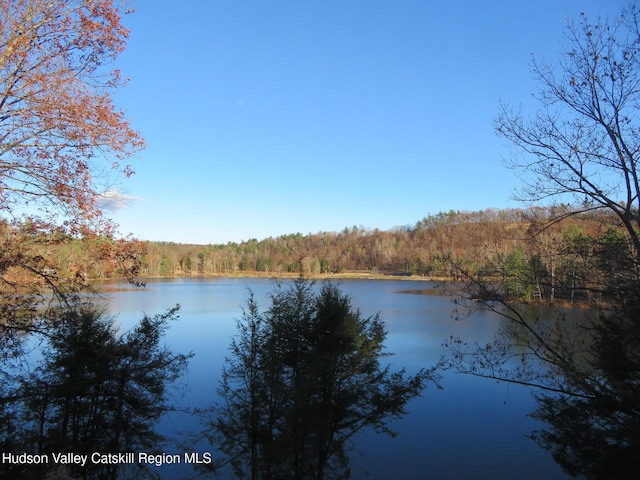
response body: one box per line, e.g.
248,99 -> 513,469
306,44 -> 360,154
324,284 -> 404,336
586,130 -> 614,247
529,298 -> 640,480
98,278 -> 568,480
395,288 -> 446,296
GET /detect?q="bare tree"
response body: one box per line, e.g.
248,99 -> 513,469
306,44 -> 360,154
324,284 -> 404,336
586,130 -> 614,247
496,5 -> 640,265
444,7 -> 640,477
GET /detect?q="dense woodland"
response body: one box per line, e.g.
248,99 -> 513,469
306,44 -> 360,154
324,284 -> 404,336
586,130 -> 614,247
23,205 -> 631,306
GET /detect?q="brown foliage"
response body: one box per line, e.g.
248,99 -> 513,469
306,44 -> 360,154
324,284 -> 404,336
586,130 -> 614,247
129,207 -> 624,304
0,0 -> 145,339
0,0 -> 144,235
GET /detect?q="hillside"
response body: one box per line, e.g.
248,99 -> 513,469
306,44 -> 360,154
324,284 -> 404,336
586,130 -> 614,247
121,206 -> 628,306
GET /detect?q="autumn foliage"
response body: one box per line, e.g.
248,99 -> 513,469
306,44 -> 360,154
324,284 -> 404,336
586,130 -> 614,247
0,0 -> 144,234
96,206 -> 626,307
0,0 -> 144,340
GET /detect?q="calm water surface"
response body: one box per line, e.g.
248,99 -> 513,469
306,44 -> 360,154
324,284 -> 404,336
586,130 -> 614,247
99,277 -> 571,480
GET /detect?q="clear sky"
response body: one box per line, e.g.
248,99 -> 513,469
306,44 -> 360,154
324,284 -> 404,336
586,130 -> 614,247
106,0 -> 620,245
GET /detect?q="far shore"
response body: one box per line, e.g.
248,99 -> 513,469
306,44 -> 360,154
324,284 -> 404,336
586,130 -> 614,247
91,272 -> 597,309
96,270 -> 448,283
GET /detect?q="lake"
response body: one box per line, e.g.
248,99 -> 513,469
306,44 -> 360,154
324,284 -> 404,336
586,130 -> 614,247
99,277 -> 572,480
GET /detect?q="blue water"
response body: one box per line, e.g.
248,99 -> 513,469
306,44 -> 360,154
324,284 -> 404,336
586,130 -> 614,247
99,277 -> 571,480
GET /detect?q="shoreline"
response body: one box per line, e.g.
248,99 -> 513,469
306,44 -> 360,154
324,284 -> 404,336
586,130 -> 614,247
92,273 -> 598,310
95,271 -> 446,283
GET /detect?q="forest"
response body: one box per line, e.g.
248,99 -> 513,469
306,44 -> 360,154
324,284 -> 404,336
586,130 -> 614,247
23,205 -> 630,306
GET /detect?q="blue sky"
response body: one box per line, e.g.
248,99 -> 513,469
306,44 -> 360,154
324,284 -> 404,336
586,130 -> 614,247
107,0 -> 619,244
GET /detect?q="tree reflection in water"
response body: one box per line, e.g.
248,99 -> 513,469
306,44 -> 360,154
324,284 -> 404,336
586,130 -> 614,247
444,280 -> 640,480
530,294 -> 640,480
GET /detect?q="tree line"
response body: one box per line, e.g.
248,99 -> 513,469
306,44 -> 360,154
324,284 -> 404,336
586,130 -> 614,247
29,205 -> 630,306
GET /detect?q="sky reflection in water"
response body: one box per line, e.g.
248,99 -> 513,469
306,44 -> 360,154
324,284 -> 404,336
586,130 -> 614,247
99,278 -> 570,480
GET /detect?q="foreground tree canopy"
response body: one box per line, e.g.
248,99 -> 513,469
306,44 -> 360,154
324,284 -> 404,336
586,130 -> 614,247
0,0 -> 144,233
206,278 -> 436,480
0,0 -> 145,342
